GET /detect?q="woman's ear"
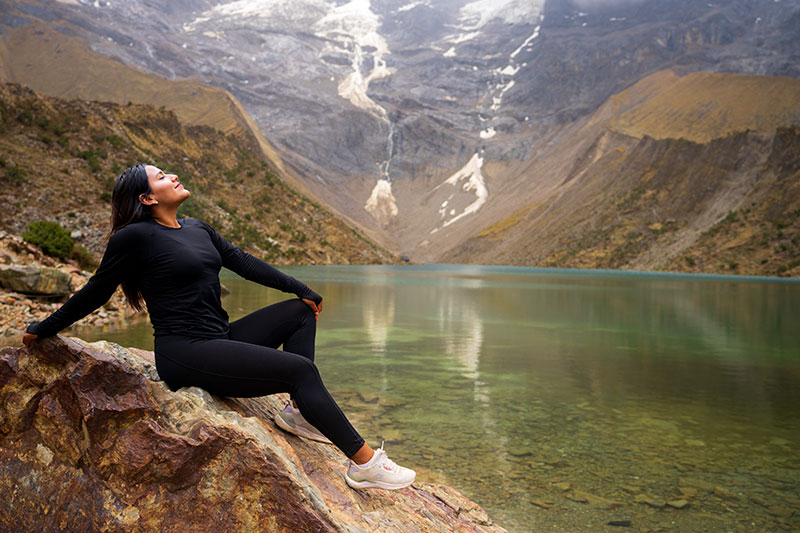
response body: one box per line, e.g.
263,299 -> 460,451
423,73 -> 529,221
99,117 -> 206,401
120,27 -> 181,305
139,193 -> 158,206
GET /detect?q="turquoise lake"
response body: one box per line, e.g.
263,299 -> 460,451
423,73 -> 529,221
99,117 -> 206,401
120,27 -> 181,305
72,265 -> 800,532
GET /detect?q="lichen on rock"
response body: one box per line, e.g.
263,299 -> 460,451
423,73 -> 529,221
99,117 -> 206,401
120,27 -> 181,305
0,336 -> 506,532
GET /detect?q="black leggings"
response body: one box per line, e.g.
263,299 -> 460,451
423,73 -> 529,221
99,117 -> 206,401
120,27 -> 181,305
154,299 -> 365,457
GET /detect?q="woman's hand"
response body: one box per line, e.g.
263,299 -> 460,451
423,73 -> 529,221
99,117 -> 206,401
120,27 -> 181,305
302,298 -> 323,321
22,332 -> 38,347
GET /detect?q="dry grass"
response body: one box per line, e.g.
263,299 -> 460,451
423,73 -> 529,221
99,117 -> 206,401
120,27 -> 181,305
610,70 -> 800,143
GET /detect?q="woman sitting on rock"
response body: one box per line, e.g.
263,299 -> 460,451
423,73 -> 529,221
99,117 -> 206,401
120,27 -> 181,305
22,163 -> 415,490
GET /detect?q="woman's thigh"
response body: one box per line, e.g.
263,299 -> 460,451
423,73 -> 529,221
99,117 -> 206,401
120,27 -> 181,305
228,299 -> 316,359
155,336 -> 316,398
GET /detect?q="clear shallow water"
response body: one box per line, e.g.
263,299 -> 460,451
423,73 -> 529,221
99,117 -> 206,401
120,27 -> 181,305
73,265 -> 800,532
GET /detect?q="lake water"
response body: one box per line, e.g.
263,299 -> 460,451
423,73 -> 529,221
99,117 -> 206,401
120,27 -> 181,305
73,265 -> 800,532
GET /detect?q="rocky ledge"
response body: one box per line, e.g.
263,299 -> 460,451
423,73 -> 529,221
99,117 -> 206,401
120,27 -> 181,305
0,336 -> 506,532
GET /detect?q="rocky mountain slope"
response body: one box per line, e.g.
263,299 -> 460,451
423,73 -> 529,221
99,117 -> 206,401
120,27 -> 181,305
2,0 -> 799,274
0,82 -> 393,265
0,335 -> 506,531
440,71 -> 800,277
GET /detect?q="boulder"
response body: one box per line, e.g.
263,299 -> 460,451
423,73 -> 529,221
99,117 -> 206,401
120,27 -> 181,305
0,336 -> 506,532
0,264 -> 72,296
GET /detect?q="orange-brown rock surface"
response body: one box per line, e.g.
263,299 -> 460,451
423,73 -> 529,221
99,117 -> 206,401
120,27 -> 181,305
0,336 -> 505,532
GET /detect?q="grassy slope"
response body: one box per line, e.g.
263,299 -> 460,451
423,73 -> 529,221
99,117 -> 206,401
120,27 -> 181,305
443,71 -> 800,277
0,83 -> 393,265
609,70 -> 800,143
537,130 -> 800,277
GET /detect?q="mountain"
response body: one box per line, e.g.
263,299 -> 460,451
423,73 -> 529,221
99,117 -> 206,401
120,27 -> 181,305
0,82 -> 394,265
1,0 -> 799,273
437,70 -> 800,277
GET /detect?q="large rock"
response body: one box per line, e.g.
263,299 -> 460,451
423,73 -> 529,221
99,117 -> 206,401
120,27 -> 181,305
0,264 -> 73,296
0,336 -> 505,532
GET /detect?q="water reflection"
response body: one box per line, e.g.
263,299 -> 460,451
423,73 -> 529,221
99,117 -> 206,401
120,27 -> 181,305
69,265 -> 800,532
361,270 -> 395,395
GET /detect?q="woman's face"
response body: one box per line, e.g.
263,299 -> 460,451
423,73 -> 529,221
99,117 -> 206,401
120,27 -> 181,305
142,165 -> 190,206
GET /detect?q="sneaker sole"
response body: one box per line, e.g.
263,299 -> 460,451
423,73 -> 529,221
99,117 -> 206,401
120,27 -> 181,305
345,472 -> 415,490
274,413 -> 333,444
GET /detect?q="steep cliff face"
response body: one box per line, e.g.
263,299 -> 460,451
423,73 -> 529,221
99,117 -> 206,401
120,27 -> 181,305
0,335 -> 506,532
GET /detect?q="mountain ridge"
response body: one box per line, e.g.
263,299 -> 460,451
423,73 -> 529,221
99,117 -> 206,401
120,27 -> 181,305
2,0 -> 798,274
0,81 -> 394,266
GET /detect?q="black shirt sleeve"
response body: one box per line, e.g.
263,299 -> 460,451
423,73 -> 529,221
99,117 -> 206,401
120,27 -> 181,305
200,221 -> 322,304
26,226 -> 143,338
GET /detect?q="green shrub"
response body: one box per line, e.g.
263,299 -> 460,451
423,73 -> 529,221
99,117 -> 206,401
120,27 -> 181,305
22,221 -> 74,258
72,244 -> 98,270
78,150 -> 102,172
3,165 -> 27,184
106,134 -> 125,149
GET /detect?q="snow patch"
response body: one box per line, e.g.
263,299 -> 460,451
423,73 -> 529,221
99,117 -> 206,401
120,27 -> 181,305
499,64 -> 520,76
445,31 -> 481,44
184,0 -> 328,34
459,0 -> 545,29
313,0 -> 394,118
431,154 -> 488,233
365,179 -> 399,221
443,47 -> 456,57
510,24 -> 540,58
480,127 -> 496,139
397,0 -> 427,13
490,79 -> 515,111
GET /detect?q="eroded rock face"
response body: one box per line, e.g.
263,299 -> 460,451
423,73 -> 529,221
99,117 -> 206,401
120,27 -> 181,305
0,336 -> 505,532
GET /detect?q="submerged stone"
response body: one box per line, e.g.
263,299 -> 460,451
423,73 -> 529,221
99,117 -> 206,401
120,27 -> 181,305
667,499 -> 690,509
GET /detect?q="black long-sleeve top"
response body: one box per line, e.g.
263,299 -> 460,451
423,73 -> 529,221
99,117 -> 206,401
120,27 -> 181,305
26,218 -> 321,339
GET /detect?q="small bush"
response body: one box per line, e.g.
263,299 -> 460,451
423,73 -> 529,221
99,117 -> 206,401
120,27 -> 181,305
3,165 -> 27,184
72,244 -> 98,270
22,221 -> 74,258
106,134 -> 125,149
78,150 -> 102,172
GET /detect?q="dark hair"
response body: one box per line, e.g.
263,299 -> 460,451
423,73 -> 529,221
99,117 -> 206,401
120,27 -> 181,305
110,164 -> 151,312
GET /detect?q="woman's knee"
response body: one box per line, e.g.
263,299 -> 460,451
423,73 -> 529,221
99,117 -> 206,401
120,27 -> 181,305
289,356 -> 321,385
289,298 -> 316,321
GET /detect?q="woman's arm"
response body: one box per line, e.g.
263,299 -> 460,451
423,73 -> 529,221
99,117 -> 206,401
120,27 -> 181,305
201,221 -> 322,304
25,226 -> 142,339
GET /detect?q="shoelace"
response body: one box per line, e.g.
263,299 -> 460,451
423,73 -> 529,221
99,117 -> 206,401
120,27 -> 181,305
377,441 -> 399,472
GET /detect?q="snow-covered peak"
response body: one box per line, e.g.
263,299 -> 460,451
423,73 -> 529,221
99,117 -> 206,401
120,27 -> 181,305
459,0 -> 544,29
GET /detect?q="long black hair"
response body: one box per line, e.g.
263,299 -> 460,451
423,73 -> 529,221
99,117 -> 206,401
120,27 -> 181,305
110,164 -> 151,312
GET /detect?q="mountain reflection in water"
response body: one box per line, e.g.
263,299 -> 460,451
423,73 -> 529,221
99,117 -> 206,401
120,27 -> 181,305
72,265 -> 800,533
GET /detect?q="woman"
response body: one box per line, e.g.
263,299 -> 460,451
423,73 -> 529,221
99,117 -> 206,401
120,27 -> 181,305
22,163 -> 415,490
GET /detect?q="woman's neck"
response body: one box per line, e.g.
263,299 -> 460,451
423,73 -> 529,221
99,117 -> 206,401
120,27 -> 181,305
151,206 -> 181,228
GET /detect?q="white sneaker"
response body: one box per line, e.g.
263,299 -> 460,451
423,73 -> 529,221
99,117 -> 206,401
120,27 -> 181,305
345,443 -> 416,490
274,403 -> 332,444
